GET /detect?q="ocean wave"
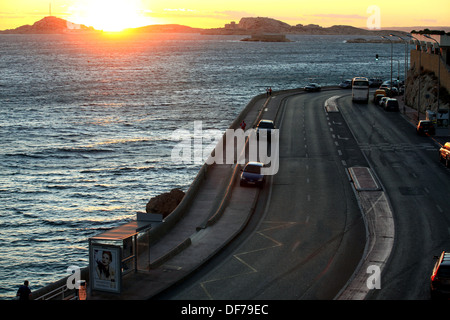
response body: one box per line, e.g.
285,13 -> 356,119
56,146 -> 115,154
3,146 -> 115,159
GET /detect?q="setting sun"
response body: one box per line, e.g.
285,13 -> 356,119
69,0 -> 153,32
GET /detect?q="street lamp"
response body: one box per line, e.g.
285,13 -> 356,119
407,34 -> 422,120
423,34 -> 441,110
381,36 -> 393,92
390,34 -> 408,88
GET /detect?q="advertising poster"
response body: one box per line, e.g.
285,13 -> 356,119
90,245 -> 121,293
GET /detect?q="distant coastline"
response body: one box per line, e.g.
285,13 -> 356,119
1,16 -> 449,36
345,38 -> 404,44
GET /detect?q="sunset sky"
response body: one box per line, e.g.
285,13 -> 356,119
0,0 -> 449,32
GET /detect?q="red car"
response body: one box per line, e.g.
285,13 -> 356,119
431,251 -> 450,299
439,142 -> 450,167
416,120 -> 435,136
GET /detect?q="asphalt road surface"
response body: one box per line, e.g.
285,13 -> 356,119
337,92 -> 450,300
156,89 -> 368,300
155,89 -> 450,300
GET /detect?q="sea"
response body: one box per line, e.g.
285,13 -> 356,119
0,32 -> 409,299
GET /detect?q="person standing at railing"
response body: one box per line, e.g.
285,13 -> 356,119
16,280 -> 32,300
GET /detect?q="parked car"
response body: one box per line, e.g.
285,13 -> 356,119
240,161 -> 265,187
382,79 -> 402,88
379,84 -> 398,97
431,251 -> 450,299
384,98 -> 399,112
256,119 -> 275,142
369,78 -> 383,88
339,79 -> 352,89
374,94 -> 385,105
379,97 -> 389,108
304,83 -> 321,92
416,120 -> 436,136
439,142 -> 450,167
373,88 -> 386,104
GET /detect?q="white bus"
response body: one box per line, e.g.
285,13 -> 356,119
352,77 -> 369,103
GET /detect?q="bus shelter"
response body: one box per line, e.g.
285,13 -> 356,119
88,220 -> 152,294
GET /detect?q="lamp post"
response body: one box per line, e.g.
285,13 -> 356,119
423,34 -> 441,110
390,34 -> 408,89
407,34 -> 422,120
382,36 -> 393,92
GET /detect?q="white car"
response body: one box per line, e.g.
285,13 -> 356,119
379,97 -> 389,108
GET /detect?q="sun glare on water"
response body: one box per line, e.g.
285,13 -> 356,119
72,0 -> 152,32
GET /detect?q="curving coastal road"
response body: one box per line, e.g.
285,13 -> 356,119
155,88 -> 450,300
158,89 -> 369,300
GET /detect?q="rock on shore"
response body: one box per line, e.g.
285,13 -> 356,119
146,188 -> 185,218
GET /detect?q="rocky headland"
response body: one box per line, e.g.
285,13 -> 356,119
0,16 -> 96,34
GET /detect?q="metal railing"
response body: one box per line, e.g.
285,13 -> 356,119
34,284 -> 77,300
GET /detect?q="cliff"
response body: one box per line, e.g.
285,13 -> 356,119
405,70 -> 450,114
0,16 -> 96,34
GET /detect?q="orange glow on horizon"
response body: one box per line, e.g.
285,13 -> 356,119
67,0 -> 154,32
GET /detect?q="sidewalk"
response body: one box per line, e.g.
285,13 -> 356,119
88,94 -> 283,300
397,95 -> 449,147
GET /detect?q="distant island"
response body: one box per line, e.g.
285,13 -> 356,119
0,16 -> 98,34
201,17 -> 406,37
1,15 -> 445,38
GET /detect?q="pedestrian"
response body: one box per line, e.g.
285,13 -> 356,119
16,280 -> 32,300
269,87 -> 272,96
240,120 -> 246,131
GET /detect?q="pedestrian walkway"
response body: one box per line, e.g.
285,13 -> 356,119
397,95 -> 449,147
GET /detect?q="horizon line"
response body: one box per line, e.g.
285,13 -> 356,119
2,15 -> 450,32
